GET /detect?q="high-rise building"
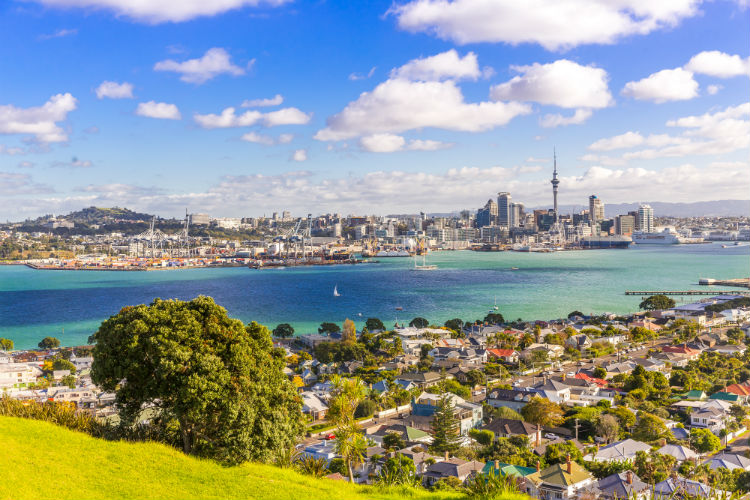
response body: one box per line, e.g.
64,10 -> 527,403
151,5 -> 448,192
615,215 -> 635,236
497,192 -> 511,227
588,195 -> 605,224
476,199 -> 498,228
551,150 -> 560,223
509,202 -> 523,228
638,204 -> 654,233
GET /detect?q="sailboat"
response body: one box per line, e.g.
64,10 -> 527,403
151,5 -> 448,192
489,296 -> 499,313
412,253 -> 437,271
333,285 -> 341,297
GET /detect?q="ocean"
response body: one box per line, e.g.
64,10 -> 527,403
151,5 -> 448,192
1,244 -> 748,349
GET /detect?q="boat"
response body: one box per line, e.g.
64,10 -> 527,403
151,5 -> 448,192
333,285 -> 340,297
489,296 -> 499,313
395,306 -> 403,311
510,267 -> 519,270
631,228 -> 703,245
376,249 -> 411,257
581,235 -> 633,249
412,254 -> 437,271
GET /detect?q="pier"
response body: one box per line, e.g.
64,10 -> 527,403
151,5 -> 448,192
625,290 -> 750,296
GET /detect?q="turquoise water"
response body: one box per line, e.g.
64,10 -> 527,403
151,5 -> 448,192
1,244 -> 748,349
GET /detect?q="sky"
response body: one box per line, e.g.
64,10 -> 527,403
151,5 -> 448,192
0,0 -> 748,220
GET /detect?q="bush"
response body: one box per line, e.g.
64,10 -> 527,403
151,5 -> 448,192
354,399 -> 376,419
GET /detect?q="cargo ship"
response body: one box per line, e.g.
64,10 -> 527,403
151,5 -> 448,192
581,235 -> 633,249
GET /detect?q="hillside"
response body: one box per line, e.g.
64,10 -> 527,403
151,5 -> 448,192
0,416 -> 515,500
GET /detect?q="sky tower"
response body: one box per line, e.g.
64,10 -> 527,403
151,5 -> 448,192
551,149 -> 560,223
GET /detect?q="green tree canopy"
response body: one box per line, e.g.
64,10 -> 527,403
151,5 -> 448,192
409,317 -> 429,328
365,317 -> 385,332
521,397 -> 564,427
639,294 -> 676,311
38,336 -> 60,349
90,296 -> 303,465
444,318 -> 464,331
0,338 -> 13,351
690,428 -> 721,454
318,322 -> 341,335
484,313 -> 505,325
430,393 -> 461,456
341,319 -> 357,343
272,323 -> 295,338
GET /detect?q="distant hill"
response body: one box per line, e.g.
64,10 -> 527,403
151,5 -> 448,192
0,416 -> 487,500
553,200 -> 750,217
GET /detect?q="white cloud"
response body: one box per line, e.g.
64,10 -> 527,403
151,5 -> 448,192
52,157 -> 93,168
314,78 -> 530,141
621,67 -> 698,103
27,0 -> 290,24
154,48 -> 246,84
685,51 -> 750,78
540,109 -> 593,128
262,107 -> 312,126
0,145 -> 26,155
95,81 -> 134,99
18,161 -> 35,168
38,28 -> 78,40
0,172 -> 53,195
359,133 -> 452,153
491,60 -> 613,109
589,103 -> 750,160
0,93 -> 77,143
577,154 -> 627,166
193,106 -> 310,128
389,0 -> 700,50
240,131 -> 293,145
241,94 -> 284,107
349,67 -> 377,81
706,84 -> 722,95
390,49 -> 484,81
291,149 -> 307,162
135,101 -> 181,120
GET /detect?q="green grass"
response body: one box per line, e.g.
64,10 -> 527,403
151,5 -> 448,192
0,416 -> 527,500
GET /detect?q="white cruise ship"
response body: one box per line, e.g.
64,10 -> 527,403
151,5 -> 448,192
632,228 -> 683,245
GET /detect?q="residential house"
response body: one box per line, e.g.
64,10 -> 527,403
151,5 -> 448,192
684,390 -> 707,401
412,392 -> 483,435
657,444 -> 698,463
585,439 -> 651,462
0,362 -> 43,389
654,476 -> 729,499
487,348 -> 520,364
483,418 -> 540,445
704,453 -> 750,472
525,458 -> 596,500
565,335 -> 592,351
301,440 -> 337,461
522,343 -> 564,360
724,382 -> 750,402
422,458 -> 484,486
370,424 -> 432,447
690,407 -> 727,434
486,388 -> 534,412
597,471 -> 651,500
394,371 -> 446,389
397,447 -> 445,475
301,391 -> 328,420
530,379 -> 571,404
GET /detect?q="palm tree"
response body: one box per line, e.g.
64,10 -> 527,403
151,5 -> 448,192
335,427 -> 368,482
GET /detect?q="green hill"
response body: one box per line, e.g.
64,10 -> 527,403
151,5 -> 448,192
0,416 -> 525,500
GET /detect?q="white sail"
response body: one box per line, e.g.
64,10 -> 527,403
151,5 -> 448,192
333,285 -> 340,297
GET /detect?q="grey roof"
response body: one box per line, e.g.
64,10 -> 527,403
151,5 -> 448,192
484,418 -> 538,436
657,444 -> 698,461
593,439 -> 651,461
704,453 -> 750,471
654,477 -> 728,498
597,472 -> 649,499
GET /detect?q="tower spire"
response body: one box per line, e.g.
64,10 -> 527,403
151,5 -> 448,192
551,148 -> 559,224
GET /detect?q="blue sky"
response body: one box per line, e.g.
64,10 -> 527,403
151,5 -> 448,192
0,0 -> 748,219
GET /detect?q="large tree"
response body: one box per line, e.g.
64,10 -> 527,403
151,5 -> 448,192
639,294 -> 676,311
318,322 -> 341,335
341,318 -> 357,343
90,296 -> 303,465
430,393 -> 461,456
409,317 -> 429,328
328,375 -> 368,482
365,317 -> 385,332
521,397 -> 564,427
0,338 -> 13,351
38,336 -> 60,349
272,323 -> 295,338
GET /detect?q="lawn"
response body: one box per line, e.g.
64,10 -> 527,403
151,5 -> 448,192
0,416 -> 526,500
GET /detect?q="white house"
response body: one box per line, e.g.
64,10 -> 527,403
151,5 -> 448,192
0,362 -> 43,389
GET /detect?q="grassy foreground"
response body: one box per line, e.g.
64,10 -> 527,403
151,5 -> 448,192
0,416 -> 526,500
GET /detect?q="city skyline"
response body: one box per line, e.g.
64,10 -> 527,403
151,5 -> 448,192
0,0 -> 749,219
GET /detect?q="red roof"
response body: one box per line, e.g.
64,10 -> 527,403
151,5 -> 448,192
488,349 -> 517,358
575,373 -> 608,387
725,383 -> 750,397
662,345 -> 699,355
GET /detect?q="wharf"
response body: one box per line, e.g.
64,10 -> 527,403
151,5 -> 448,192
698,278 -> 750,288
625,290 -> 750,296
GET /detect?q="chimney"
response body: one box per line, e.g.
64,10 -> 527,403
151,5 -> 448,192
626,470 -> 633,485
566,454 -> 572,474
536,424 -> 541,447
536,460 -> 541,473
659,438 -> 666,447
445,451 -> 450,461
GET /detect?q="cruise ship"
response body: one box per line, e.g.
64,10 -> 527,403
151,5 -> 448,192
632,228 -> 697,245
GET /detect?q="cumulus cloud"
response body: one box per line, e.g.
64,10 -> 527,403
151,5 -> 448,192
135,101 -> 181,120
390,49 -> 485,81
389,0 -> 700,50
540,109 -> 593,128
0,171 -> 53,195
0,93 -> 77,143
26,0 -> 290,24
95,81 -> 134,99
193,106 -> 310,128
706,84 -> 722,95
154,48 -> 246,84
359,133 -> 452,153
588,103 -> 749,160
241,94 -> 284,107
291,149 -> 307,162
491,60 -> 613,109
685,51 -> 750,78
315,78 -> 530,141
621,67 -> 699,103
241,131 -> 294,145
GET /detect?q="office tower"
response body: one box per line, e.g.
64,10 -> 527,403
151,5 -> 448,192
497,192 -> 511,227
615,215 -> 636,236
589,195 -> 605,224
476,199 -> 498,228
551,151 -> 560,223
638,204 -> 654,233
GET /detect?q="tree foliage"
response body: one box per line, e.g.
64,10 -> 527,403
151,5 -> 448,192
639,295 -> 676,311
365,317 -> 385,332
409,317 -> 429,328
0,338 -> 13,351
690,428 -> 721,454
38,337 -> 60,349
430,393 -> 461,455
521,397 -> 564,427
342,318 -> 357,343
272,323 -> 295,338
318,322 -> 341,334
90,296 -> 303,465
484,313 -> 505,325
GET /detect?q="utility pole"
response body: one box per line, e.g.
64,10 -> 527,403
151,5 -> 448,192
574,418 -> 580,441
